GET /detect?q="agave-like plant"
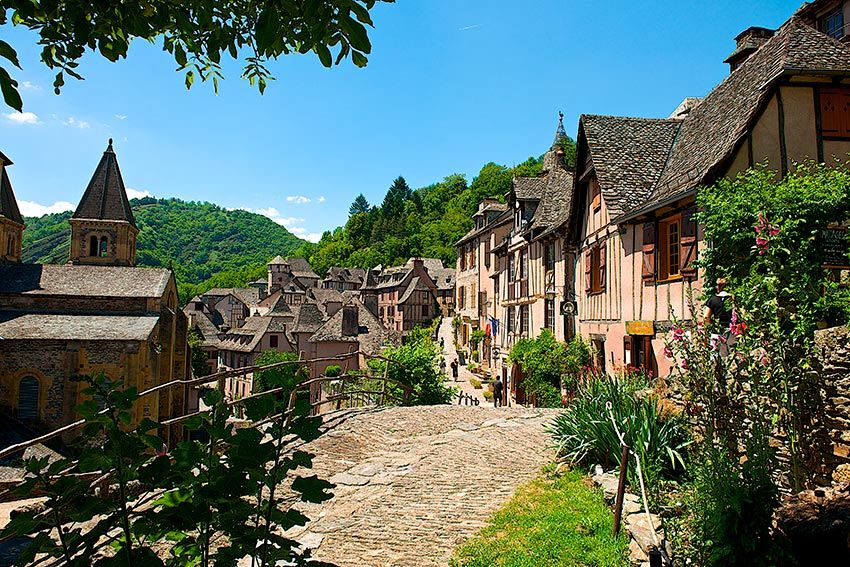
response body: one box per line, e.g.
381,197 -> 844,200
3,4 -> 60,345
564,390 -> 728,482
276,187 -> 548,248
546,372 -> 690,489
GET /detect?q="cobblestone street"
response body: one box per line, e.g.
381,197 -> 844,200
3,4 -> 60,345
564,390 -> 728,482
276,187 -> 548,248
437,318 -> 489,406
285,405 -> 557,567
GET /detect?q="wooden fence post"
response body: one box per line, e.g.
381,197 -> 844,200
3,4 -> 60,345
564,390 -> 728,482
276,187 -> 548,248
612,443 -> 630,536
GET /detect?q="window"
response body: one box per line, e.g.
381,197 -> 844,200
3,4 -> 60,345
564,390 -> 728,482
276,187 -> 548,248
270,335 -> 279,348
822,9 -> 845,39
625,336 -> 656,376
459,249 -> 467,271
458,286 -> 465,309
520,305 -> 529,336
545,241 -> 556,272
484,238 -> 491,268
422,304 -> 429,317
658,216 -> 682,281
89,235 -> 99,257
820,87 -> 850,139
18,376 -> 38,421
99,236 -> 108,257
469,246 -> 476,269
586,244 -> 606,294
545,299 -> 555,331
470,284 -> 476,309
509,253 -> 516,282
520,249 -> 528,279
507,307 -> 515,333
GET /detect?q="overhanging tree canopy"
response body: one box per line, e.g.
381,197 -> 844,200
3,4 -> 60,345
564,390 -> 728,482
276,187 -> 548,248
0,0 -> 393,110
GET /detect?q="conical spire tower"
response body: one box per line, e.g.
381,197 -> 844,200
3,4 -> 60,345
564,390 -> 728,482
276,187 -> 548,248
69,139 -> 139,266
0,151 -> 24,263
543,112 -> 569,171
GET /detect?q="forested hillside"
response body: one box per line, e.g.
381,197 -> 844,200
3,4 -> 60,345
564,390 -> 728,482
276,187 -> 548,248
22,197 -> 304,301
297,136 -> 575,275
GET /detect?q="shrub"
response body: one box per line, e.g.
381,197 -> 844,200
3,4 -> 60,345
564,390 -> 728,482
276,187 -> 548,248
469,377 -> 482,389
324,364 -> 342,377
482,390 -> 493,401
509,331 -> 592,407
381,326 -> 455,405
547,373 -> 689,491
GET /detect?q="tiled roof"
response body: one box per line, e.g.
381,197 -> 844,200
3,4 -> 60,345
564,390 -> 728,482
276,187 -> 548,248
289,302 -> 326,335
0,264 -> 171,298
513,176 -> 547,200
429,268 -> 456,291
580,115 -> 682,219
0,166 -> 23,225
0,312 -> 159,341
192,312 -> 223,348
309,299 -> 394,354
308,287 -> 345,306
324,267 -> 366,284
72,140 -> 136,227
287,257 -> 320,279
204,287 -> 260,307
455,209 -> 512,246
218,316 -> 273,352
640,17 -> 850,216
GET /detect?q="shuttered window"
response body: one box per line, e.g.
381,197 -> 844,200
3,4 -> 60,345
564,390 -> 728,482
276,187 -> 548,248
642,222 -> 656,284
658,216 -> 682,281
680,208 -> 698,279
18,376 -> 39,421
820,88 -> 850,139
586,243 -> 606,294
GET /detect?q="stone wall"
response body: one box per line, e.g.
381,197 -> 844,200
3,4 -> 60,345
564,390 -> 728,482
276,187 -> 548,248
810,325 -> 850,486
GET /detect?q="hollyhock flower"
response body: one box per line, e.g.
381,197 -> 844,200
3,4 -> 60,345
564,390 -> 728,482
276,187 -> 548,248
681,358 -> 689,370
672,326 -> 685,342
663,346 -> 674,360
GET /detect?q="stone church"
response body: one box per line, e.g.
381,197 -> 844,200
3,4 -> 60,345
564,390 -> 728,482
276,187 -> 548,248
0,141 -> 189,444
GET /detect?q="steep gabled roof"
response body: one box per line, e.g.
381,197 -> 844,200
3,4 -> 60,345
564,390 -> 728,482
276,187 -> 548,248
512,176 -> 547,200
640,16 -> 850,216
579,115 -> 682,219
309,298 -> 395,353
72,139 -> 136,226
0,165 -> 23,225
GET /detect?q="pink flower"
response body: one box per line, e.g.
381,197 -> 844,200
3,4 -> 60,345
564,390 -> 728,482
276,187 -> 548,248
681,358 -> 689,370
672,326 -> 685,342
663,346 -> 674,360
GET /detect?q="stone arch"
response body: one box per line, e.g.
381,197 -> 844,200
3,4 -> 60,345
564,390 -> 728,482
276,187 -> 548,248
17,375 -> 39,421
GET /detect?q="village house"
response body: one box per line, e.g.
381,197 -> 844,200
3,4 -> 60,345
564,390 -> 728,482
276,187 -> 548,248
322,266 -> 366,291
268,255 -> 320,291
0,141 -> 190,444
454,199 -> 511,364
485,118 -> 575,399
361,257 -> 444,335
569,14 -> 850,376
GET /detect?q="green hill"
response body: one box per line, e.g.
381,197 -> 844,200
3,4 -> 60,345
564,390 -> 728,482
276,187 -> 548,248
22,197 -> 305,302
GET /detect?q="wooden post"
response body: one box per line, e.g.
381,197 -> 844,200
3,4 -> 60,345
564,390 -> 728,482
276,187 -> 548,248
612,443 -> 630,536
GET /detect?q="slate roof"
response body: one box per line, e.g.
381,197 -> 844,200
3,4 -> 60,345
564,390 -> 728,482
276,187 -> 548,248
0,166 -> 23,225
72,140 -> 136,227
218,316 -> 273,353
192,312 -> 223,348
289,302 -> 326,335
286,257 -> 319,279
512,176 -> 547,200
398,276 -> 432,304
0,312 -> 159,341
308,287 -> 345,306
430,268 -> 456,291
635,16 -> 850,217
309,299 -> 395,353
0,264 -> 171,298
324,267 -> 366,285
579,115 -> 682,219
455,209 -> 511,246
204,287 -> 260,307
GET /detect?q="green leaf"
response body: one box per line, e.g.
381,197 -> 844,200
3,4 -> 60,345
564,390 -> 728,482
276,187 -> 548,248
0,66 -> 22,111
351,51 -> 368,68
185,70 -> 194,89
0,40 -> 21,68
339,15 -> 371,54
315,44 -> 332,68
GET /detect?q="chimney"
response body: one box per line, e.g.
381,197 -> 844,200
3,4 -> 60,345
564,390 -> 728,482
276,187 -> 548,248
412,257 -> 424,272
342,305 -> 359,336
724,26 -> 775,72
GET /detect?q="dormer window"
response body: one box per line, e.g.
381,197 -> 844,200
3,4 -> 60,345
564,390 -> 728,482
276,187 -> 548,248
822,9 -> 845,39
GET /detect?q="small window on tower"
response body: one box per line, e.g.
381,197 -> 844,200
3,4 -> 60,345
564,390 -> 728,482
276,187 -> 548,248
89,235 -> 99,257
99,236 -> 109,257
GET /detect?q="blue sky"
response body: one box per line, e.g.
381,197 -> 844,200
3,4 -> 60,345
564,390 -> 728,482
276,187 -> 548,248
2,0 -> 801,242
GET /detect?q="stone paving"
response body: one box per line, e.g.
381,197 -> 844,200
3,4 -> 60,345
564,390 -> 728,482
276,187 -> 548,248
285,404 -> 558,567
436,318 -> 488,406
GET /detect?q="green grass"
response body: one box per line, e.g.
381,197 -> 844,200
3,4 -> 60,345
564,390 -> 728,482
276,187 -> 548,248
451,467 -> 629,567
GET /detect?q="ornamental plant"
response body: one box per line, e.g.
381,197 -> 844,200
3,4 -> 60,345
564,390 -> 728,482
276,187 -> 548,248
508,331 -> 592,407
1,371 -> 335,566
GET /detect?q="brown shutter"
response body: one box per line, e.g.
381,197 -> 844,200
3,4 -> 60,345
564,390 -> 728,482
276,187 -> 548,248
642,222 -> 656,284
680,207 -> 698,279
599,242 -> 607,292
585,250 -> 592,295
820,88 -> 850,138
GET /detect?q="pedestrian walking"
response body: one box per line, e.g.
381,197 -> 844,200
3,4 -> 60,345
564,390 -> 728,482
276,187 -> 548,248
440,337 -> 445,350
493,376 -> 503,408
439,358 -> 446,375
704,277 -> 734,357
450,359 -> 459,381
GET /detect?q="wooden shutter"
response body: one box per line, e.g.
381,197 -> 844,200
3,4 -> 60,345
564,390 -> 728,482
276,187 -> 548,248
18,376 -> 38,421
585,250 -> 592,295
599,243 -> 607,292
820,88 -> 850,138
642,222 -> 656,284
680,207 -> 698,279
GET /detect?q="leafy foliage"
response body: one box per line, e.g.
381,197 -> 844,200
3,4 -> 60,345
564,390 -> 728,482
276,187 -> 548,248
0,0 -> 393,110
187,329 -> 212,378
547,373 -> 689,491
22,197 -> 304,303
1,371 -> 333,566
377,326 -> 455,405
508,331 -> 591,407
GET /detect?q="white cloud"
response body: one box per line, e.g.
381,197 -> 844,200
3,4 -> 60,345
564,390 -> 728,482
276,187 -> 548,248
5,112 -> 39,125
317,196 -> 326,203
20,81 -> 41,91
18,200 -> 75,217
235,206 -> 320,241
63,116 -> 90,129
286,195 -> 311,204
459,24 -> 482,31
126,188 -> 152,200
115,114 -> 127,120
